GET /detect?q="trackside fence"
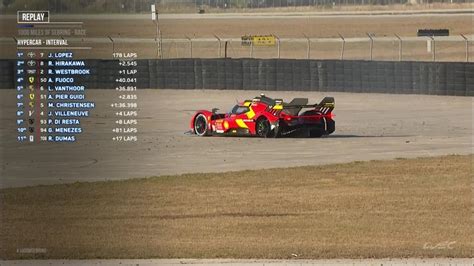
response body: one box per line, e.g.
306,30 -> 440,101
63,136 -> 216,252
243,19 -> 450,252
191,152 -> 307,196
0,59 -> 472,96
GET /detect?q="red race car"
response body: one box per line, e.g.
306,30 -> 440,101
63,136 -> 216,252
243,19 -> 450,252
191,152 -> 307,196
190,94 -> 335,138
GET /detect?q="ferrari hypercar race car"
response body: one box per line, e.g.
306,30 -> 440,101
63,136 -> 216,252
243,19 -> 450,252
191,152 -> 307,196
190,94 -> 335,138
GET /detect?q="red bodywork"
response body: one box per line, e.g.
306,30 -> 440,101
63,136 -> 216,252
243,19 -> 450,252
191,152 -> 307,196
190,94 -> 335,138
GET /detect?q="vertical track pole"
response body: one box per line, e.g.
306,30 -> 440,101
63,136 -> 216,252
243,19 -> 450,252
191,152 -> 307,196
304,34 -> 311,59
108,36 -> 114,58
275,35 -> 281,59
461,34 -> 469,62
250,40 -> 254,58
186,36 -> 193,58
214,34 -> 221,58
430,36 -> 435,62
338,33 -> 345,60
366,33 -> 373,61
225,41 -> 228,58
395,34 -> 402,61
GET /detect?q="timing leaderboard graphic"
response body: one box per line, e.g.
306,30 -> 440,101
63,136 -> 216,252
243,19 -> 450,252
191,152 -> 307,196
15,11 -> 138,143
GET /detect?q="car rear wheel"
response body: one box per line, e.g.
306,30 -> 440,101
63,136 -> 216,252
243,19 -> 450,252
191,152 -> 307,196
256,117 -> 271,138
194,114 -> 209,136
309,128 -> 324,138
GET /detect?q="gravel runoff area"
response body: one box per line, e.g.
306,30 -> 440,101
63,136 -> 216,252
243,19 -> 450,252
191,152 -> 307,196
0,89 -> 471,188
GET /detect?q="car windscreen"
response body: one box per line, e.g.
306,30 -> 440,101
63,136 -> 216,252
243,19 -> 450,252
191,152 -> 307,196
230,105 -> 249,115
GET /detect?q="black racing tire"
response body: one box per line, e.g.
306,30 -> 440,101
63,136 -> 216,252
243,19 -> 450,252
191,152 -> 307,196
194,113 -> 210,136
326,119 -> 335,135
309,128 -> 324,138
256,117 -> 271,138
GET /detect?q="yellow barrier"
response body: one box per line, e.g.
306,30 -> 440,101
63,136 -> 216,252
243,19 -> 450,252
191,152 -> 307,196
241,35 -> 276,47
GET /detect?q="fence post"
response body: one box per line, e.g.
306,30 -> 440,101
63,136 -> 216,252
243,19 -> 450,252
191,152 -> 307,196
429,36 -> 435,62
338,33 -> 345,60
275,35 -> 281,59
366,33 -> 373,61
155,35 -> 159,59
395,34 -> 402,61
304,34 -> 311,59
250,40 -> 254,58
159,31 -> 163,59
461,34 -> 469,62
108,36 -> 114,58
154,32 -> 162,59
186,35 -> 193,58
214,34 -> 221,58
224,41 -> 228,58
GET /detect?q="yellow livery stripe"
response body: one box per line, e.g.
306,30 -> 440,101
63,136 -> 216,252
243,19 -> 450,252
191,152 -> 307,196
235,119 -> 248,128
246,107 -> 255,119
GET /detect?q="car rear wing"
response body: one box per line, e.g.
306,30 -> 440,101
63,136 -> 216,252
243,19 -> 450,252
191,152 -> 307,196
316,97 -> 335,114
278,97 -> 335,114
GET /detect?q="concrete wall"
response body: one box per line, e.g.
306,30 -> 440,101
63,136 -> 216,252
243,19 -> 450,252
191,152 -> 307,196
1,59 -> 473,96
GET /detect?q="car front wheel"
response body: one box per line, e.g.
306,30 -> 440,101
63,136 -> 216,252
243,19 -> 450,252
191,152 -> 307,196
194,114 -> 209,136
256,117 -> 271,138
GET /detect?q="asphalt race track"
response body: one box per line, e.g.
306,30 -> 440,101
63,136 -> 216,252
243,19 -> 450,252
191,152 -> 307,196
0,89 -> 471,188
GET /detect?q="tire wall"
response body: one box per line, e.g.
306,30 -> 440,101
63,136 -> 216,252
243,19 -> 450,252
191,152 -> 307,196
0,59 -> 472,96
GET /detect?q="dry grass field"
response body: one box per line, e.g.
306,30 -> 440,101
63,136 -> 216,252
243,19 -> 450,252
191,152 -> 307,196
0,155 -> 472,259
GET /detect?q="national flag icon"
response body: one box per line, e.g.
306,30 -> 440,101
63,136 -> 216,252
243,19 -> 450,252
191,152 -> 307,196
29,93 -> 35,100
17,52 -> 24,58
28,76 -> 35,83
